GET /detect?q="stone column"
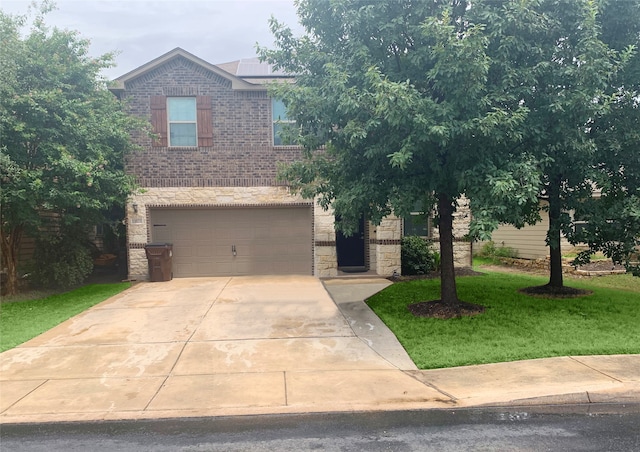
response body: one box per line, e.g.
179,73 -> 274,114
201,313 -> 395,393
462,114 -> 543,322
373,215 -> 402,276
314,203 -> 338,277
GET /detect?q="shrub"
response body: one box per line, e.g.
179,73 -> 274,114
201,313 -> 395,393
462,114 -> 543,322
32,236 -> 94,289
401,236 -> 439,275
478,241 -> 518,259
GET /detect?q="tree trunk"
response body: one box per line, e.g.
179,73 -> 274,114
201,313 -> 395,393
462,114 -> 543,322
0,225 -> 23,296
546,179 -> 564,288
437,193 -> 460,305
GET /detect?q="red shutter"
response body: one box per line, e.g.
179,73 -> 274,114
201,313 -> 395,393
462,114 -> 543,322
197,96 -> 213,147
150,96 -> 167,147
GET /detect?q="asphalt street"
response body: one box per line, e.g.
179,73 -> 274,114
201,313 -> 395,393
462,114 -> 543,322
3,405 -> 640,451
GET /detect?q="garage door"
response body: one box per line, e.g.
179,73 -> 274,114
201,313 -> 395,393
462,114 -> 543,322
149,207 -> 313,277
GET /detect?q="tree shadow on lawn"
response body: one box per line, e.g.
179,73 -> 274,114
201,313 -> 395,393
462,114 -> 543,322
519,285 -> 593,298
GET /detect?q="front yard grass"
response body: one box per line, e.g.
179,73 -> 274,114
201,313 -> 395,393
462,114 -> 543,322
367,270 -> 640,369
0,283 -> 131,352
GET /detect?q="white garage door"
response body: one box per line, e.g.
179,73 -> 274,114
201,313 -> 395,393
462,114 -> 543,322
150,207 -> 313,277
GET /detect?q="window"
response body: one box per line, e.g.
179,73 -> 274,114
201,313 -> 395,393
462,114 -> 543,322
168,97 -> 197,147
149,96 -> 212,148
403,201 -> 432,238
272,98 -> 297,146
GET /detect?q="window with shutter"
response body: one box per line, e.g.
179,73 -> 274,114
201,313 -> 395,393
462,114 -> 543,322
149,96 -> 212,148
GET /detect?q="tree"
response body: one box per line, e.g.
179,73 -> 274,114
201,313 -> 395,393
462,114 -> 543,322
260,0 -> 541,315
572,0 -> 640,277
476,0 -> 640,292
0,4 -> 144,295
580,93 -> 640,277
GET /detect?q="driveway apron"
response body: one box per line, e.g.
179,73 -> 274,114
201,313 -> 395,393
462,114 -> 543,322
0,276 -> 449,423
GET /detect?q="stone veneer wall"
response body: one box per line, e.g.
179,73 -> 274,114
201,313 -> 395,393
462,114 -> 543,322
311,206 -> 401,278
313,206 -> 338,277
372,216 -> 402,276
315,210 -> 401,277
429,196 -> 473,268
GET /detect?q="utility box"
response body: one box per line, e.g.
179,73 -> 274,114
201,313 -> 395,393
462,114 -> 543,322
144,243 -> 173,282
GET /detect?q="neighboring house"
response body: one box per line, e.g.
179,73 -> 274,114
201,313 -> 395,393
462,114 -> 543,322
110,48 -> 471,280
478,199 -> 571,260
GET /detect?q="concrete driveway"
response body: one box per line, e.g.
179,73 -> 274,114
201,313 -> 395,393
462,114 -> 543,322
0,276 -> 447,423
2,275 -> 638,424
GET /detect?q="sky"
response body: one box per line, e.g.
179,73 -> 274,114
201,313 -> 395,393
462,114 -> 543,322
1,0 -> 302,79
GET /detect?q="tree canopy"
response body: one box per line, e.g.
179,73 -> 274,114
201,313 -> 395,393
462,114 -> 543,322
260,0 -> 543,312
261,0 -> 640,306
0,4 -> 145,294
572,0 -> 640,277
477,0 -> 640,289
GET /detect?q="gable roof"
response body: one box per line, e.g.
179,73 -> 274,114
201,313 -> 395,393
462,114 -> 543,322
109,47 -> 290,93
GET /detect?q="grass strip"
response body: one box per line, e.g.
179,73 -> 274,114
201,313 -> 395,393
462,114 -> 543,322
0,283 -> 131,352
367,271 -> 640,369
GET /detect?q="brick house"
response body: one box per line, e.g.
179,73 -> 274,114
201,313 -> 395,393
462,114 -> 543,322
110,48 -> 472,281
108,48 -> 407,280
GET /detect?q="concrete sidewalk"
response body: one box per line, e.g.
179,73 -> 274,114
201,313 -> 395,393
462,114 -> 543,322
324,278 -> 640,408
1,276 -> 638,424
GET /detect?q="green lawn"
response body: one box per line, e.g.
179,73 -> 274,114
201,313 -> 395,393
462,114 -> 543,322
0,283 -> 131,352
367,270 -> 640,369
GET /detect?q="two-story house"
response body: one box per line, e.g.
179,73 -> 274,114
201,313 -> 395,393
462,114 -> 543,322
109,48 -> 412,281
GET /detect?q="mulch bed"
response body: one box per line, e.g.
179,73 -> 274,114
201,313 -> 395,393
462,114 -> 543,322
408,299 -> 486,320
394,269 -> 487,319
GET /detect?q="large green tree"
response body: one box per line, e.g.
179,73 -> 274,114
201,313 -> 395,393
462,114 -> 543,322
572,0 -> 640,277
260,0 -> 541,313
0,5 -> 144,295
477,0 -> 639,291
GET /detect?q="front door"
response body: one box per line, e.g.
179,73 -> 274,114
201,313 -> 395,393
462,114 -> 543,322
336,216 -> 366,272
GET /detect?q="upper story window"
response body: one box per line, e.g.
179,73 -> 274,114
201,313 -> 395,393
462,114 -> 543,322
168,97 -> 197,147
272,98 -> 297,146
150,95 -> 212,148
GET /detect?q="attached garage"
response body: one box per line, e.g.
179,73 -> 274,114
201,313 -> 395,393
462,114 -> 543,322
149,206 -> 313,277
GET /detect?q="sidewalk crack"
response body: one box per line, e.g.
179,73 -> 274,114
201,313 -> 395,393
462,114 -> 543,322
283,371 -> 289,406
404,371 -> 458,403
1,379 -> 49,414
569,356 -> 623,383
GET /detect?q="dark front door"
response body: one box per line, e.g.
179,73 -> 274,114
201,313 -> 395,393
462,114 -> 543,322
336,216 -> 366,271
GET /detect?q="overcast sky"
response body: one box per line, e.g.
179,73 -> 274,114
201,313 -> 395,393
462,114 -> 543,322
2,0 -> 302,79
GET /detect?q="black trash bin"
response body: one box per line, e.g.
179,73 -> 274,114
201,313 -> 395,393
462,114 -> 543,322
144,243 -> 173,282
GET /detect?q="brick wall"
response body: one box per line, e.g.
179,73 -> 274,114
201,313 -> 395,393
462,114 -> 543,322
123,55 -> 303,188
